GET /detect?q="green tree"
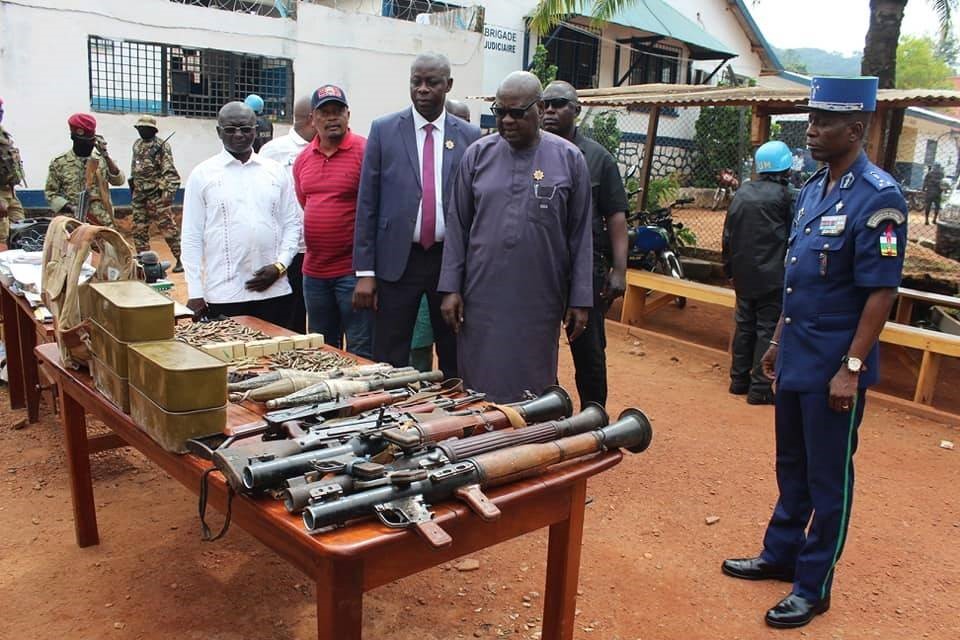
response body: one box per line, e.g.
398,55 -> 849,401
530,44 -> 557,86
780,50 -> 810,75
580,111 -> 621,157
895,35 -> 954,89
936,29 -> 959,65
691,106 -> 751,188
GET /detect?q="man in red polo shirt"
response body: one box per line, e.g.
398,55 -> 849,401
293,85 -> 371,358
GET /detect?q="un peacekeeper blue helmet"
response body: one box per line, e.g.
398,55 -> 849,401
804,76 -> 879,112
755,141 -> 792,173
244,94 -> 265,114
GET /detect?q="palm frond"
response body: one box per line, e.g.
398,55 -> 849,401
528,0 -> 588,34
930,0 -> 957,41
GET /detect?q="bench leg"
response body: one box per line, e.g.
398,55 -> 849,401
542,479 -> 587,640
913,351 -> 942,405
1,286 -> 26,410
60,386 -> 99,547
621,286 -> 646,326
18,304 -> 41,422
316,558 -> 363,640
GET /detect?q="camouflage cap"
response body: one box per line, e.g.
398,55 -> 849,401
134,115 -> 159,130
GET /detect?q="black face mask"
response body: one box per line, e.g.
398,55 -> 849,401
138,128 -> 157,141
72,139 -> 96,157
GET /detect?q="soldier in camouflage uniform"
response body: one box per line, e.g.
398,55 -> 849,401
45,113 -> 125,228
0,97 -> 26,246
130,115 -> 182,271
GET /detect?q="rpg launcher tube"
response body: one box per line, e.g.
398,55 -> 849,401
381,385 -> 574,449
282,403 -> 608,513
301,409 -> 652,532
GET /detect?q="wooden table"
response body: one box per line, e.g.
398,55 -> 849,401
36,319 -> 621,640
1,278 -> 54,423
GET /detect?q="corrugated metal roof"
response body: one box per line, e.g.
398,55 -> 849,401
603,1 -> 738,59
567,85 -> 960,109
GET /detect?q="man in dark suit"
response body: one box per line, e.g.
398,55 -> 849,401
353,53 -> 481,377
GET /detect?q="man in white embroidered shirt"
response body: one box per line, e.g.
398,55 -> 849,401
181,101 -> 300,325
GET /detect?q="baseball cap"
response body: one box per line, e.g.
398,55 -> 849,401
311,85 -> 348,109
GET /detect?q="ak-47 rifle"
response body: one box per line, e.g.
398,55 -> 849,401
300,409 -> 653,547
76,156 -> 100,224
150,131 -> 175,161
282,402 -> 610,513
217,386 -> 572,493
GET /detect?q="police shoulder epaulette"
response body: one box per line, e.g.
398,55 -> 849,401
863,168 -> 898,191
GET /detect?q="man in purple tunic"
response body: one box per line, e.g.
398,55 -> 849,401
438,71 -> 593,402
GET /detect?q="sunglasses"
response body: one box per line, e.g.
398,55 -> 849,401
543,98 -> 575,110
491,99 -> 540,120
221,125 -> 256,135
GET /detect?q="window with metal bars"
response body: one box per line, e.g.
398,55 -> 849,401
545,25 -> 600,90
628,44 -> 682,86
88,35 -> 294,121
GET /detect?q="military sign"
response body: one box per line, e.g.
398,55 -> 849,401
879,223 -> 898,257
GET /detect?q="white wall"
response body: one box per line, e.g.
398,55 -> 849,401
0,0 -> 483,191
667,0 -> 764,79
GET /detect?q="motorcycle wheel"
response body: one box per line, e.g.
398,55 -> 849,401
661,253 -> 687,309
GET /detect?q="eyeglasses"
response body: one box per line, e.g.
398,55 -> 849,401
543,98 -> 574,110
221,126 -> 255,135
491,99 -> 540,120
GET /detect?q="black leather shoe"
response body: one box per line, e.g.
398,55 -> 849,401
747,389 -> 775,405
729,380 -> 749,395
172,260 -> 184,273
721,557 -> 794,582
765,593 -> 830,628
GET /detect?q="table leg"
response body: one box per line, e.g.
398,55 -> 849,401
60,385 -> 99,547
316,558 -> 363,640
17,302 -> 41,422
1,287 -> 26,410
541,479 -> 587,640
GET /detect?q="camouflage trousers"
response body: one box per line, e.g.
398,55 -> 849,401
131,194 -> 180,258
0,186 -> 25,243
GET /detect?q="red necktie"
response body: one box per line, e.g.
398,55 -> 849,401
420,123 -> 436,249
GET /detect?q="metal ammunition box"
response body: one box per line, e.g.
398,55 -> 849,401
79,281 -> 175,342
89,318 -> 131,378
90,353 -> 130,413
129,386 -> 226,454
127,341 -> 227,412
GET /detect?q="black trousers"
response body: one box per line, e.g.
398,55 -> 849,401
373,244 -> 457,378
207,295 -> 293,328
731,289 -> 782,393
569,272 -> 608,408
924,193 -> 941,223
284,252 -> 307,333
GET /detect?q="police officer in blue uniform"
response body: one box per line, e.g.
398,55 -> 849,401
721,77 -> 907,629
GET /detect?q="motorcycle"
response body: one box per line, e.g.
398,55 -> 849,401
627,197 -> 694,309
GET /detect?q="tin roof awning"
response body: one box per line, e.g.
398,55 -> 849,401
596,1 -> 738,60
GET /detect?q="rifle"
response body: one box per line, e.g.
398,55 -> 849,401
283,402 -> 610,513
218,386 -> 572,493
225,377 -> 469,438
263,369 -> 444,409
149,131 -> 175,162
76,157 -> 99,224
301,409 -> 653,547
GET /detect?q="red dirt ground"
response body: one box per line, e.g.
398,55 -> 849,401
1,237 -> 958,639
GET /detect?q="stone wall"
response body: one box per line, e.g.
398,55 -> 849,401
616,139 -> 696,184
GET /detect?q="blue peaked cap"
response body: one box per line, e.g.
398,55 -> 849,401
805,76 -> 879,112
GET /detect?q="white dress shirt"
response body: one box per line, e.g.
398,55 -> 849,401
411,108 -> 447,243
257,129 -> 310,253
181,150 -> 301,304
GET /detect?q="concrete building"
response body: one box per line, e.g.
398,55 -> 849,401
0,0 -> 773,206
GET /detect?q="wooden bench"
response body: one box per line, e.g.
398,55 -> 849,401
620,269 -> 960,407
894,286 -> 960,324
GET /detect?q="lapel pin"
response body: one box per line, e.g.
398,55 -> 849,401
445,140 -> 455,149
533,169 -> 544,181
836,201 -> 844,212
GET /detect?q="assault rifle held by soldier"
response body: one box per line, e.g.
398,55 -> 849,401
301,409 -> 653,547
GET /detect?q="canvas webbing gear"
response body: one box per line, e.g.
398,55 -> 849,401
199,467 -> 234,542
41,216 -> 136,369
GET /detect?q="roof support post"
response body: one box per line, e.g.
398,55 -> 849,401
639,105 -> 662,211
750,107 -> 771,148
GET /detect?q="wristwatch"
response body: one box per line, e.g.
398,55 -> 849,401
841,355 -> 863,374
